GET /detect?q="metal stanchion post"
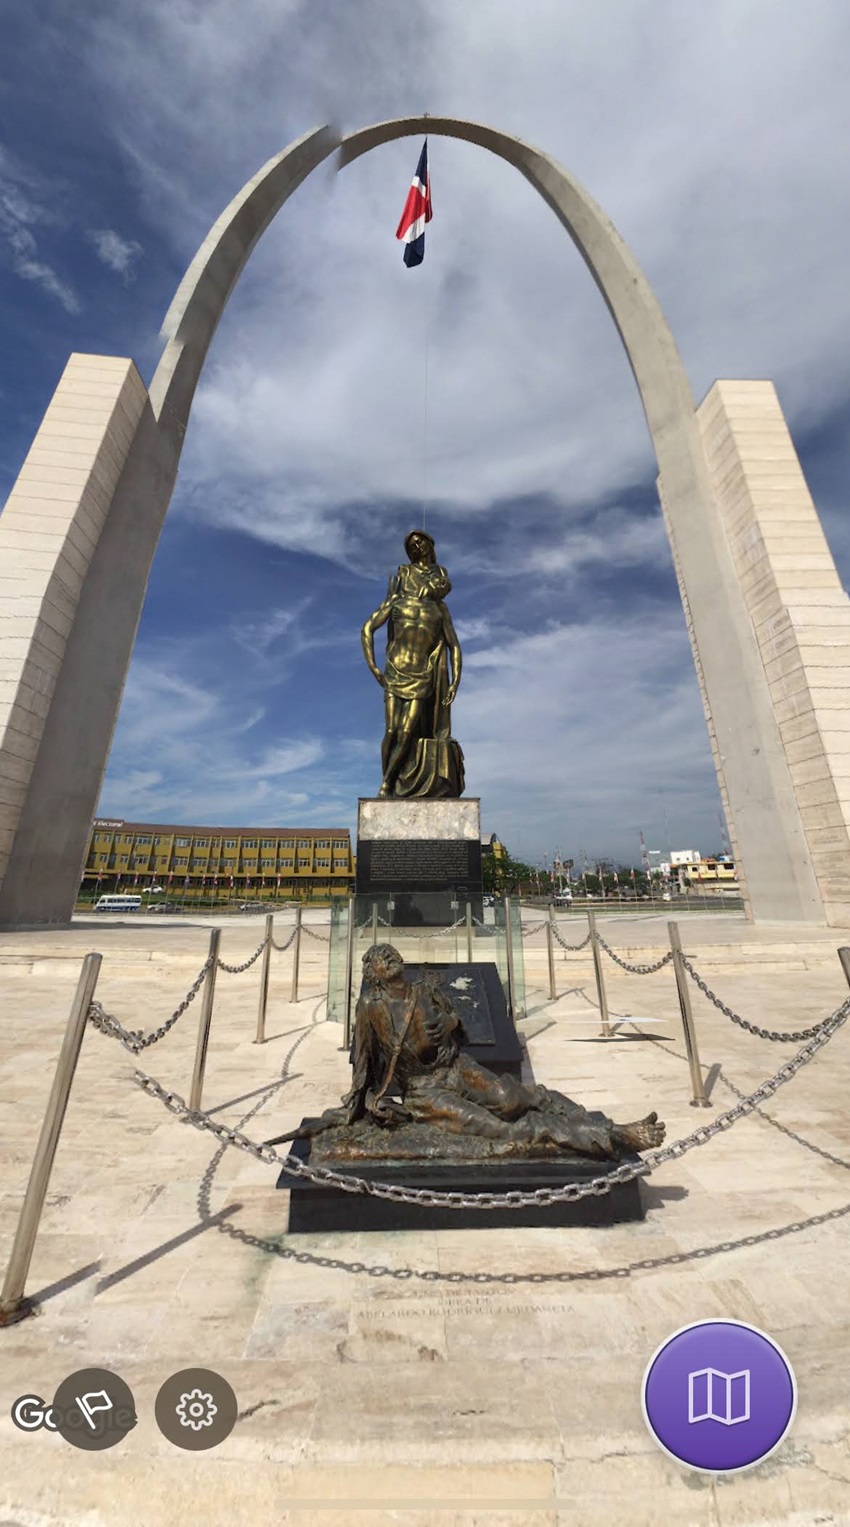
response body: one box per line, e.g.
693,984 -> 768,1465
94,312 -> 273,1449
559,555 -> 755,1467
290,903 -> 302,1003
371,903 -> 378,949
587,910 -> 611,1037
1,952 -> 102,1325
668,921 -> 711,1107
839,947 -> 850,990
254,914 -> 273,1044
504,895 -> 518,1018
189,929 -> 220,1112
465,901 -> 473,963
547,906 -> 557,1000
342,895 -> 356,1052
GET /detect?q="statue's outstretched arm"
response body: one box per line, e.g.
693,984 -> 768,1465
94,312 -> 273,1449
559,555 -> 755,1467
361,597 -> 392,687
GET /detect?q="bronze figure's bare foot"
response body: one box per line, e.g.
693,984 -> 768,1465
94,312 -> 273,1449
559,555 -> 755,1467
611,1112 -> 666,1153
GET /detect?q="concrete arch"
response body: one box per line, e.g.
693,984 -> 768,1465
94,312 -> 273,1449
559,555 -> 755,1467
0,117 -> 825,924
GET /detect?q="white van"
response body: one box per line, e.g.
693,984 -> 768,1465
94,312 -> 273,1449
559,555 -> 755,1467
93,894 -> 143,913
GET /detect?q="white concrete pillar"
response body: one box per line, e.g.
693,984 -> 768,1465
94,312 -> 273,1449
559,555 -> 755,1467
695,381 -> 850,927
0,355 -> 149,923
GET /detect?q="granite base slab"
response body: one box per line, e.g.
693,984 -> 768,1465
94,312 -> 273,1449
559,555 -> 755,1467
279,1135 -> 645,1230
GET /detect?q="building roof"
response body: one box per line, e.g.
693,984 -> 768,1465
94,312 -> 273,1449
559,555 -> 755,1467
92,820 -> 351,836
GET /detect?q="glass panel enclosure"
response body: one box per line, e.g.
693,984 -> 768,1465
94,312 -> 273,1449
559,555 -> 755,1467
326,892 -> 526,1032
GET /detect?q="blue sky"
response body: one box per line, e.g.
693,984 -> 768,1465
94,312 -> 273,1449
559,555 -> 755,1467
3,1 -> 850,867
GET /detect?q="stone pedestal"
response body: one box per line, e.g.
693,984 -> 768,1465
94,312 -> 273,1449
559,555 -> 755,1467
356,798 -> 483,926
280,1143 -> 645,1231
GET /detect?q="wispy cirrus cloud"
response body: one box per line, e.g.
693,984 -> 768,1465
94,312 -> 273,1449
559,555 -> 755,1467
88,227 -> 143,280
0,148 -> 80,313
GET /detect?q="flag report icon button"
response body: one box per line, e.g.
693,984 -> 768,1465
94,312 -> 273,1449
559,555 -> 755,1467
642,1320 -> 797,1474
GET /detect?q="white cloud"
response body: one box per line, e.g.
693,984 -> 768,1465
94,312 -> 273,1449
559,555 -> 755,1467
89,227 -> 143,280
76,0 -> 850,563
75,2 -> 850,856
455,606 -> 721,861
98,651 -> 337,827
0,149 -> 80,313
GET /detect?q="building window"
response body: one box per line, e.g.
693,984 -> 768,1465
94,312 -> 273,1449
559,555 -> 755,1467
261,838 -> 275,847
135,835 -> 151,845
281,840 -> 294,849
261,858 -> 275,868
173,837 -> 189,847
297,839 -> 311,848
317,859 -> 330,868
243,839 -> 258,848
98,854 -> 108,863
120,855 -> 129,864
281,859 -> 293,868
224,839 -> 236,848
316,839 -> 329,848
175,857 -> 188,867
195,838 -> 208,848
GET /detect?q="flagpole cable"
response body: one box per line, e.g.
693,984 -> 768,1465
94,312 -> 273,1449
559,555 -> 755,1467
422,281 -> 431,533
422,120 -> 431,533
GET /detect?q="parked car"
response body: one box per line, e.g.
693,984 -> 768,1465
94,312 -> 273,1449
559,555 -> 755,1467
552,892 -> 573,906
238,901 -> 265,912
145,900 -> 176,912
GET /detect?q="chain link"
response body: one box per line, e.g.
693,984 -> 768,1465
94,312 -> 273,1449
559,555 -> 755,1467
87,957 -> 213,1054
302,925 -> 331,942
131,995 -> 849,1206
271,926 -> 298,953
551,926 -> 592,952
596,934 -> 675,976
681,953 -> 842,1041
216,935 -> 268,975
361,917 -> 467,941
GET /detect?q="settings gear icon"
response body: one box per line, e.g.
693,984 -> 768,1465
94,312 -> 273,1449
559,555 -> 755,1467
175,1388 -> 218,1431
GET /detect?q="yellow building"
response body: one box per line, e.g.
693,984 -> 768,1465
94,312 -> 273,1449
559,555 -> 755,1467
82,820 -> 355,903
684,856 -> 739,891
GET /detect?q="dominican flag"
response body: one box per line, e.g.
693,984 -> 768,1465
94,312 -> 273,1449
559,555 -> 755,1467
396,140 -> 432,267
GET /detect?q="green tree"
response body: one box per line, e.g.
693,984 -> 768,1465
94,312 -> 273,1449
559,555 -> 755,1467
482,850 -> 536,895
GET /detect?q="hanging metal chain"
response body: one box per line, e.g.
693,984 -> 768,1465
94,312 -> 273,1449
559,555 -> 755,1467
551,926 -> 592,952
87,957 -> 213,1054
217,935 -> 269,975
375,917 -> 467,941
596,934 -> 675,976
131,997 -> 849,1207
680,953 -> 841,1041
302,925 -> 331,942
271,927 -> 298,953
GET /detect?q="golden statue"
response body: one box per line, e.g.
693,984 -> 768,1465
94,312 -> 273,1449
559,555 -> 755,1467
361,530 -> 465,797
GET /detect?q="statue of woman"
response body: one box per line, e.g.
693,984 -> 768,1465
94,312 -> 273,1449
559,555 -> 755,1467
361,531 -> 465,798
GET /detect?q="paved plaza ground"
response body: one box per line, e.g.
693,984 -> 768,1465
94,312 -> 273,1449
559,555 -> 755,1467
1,908 -> 849,1525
